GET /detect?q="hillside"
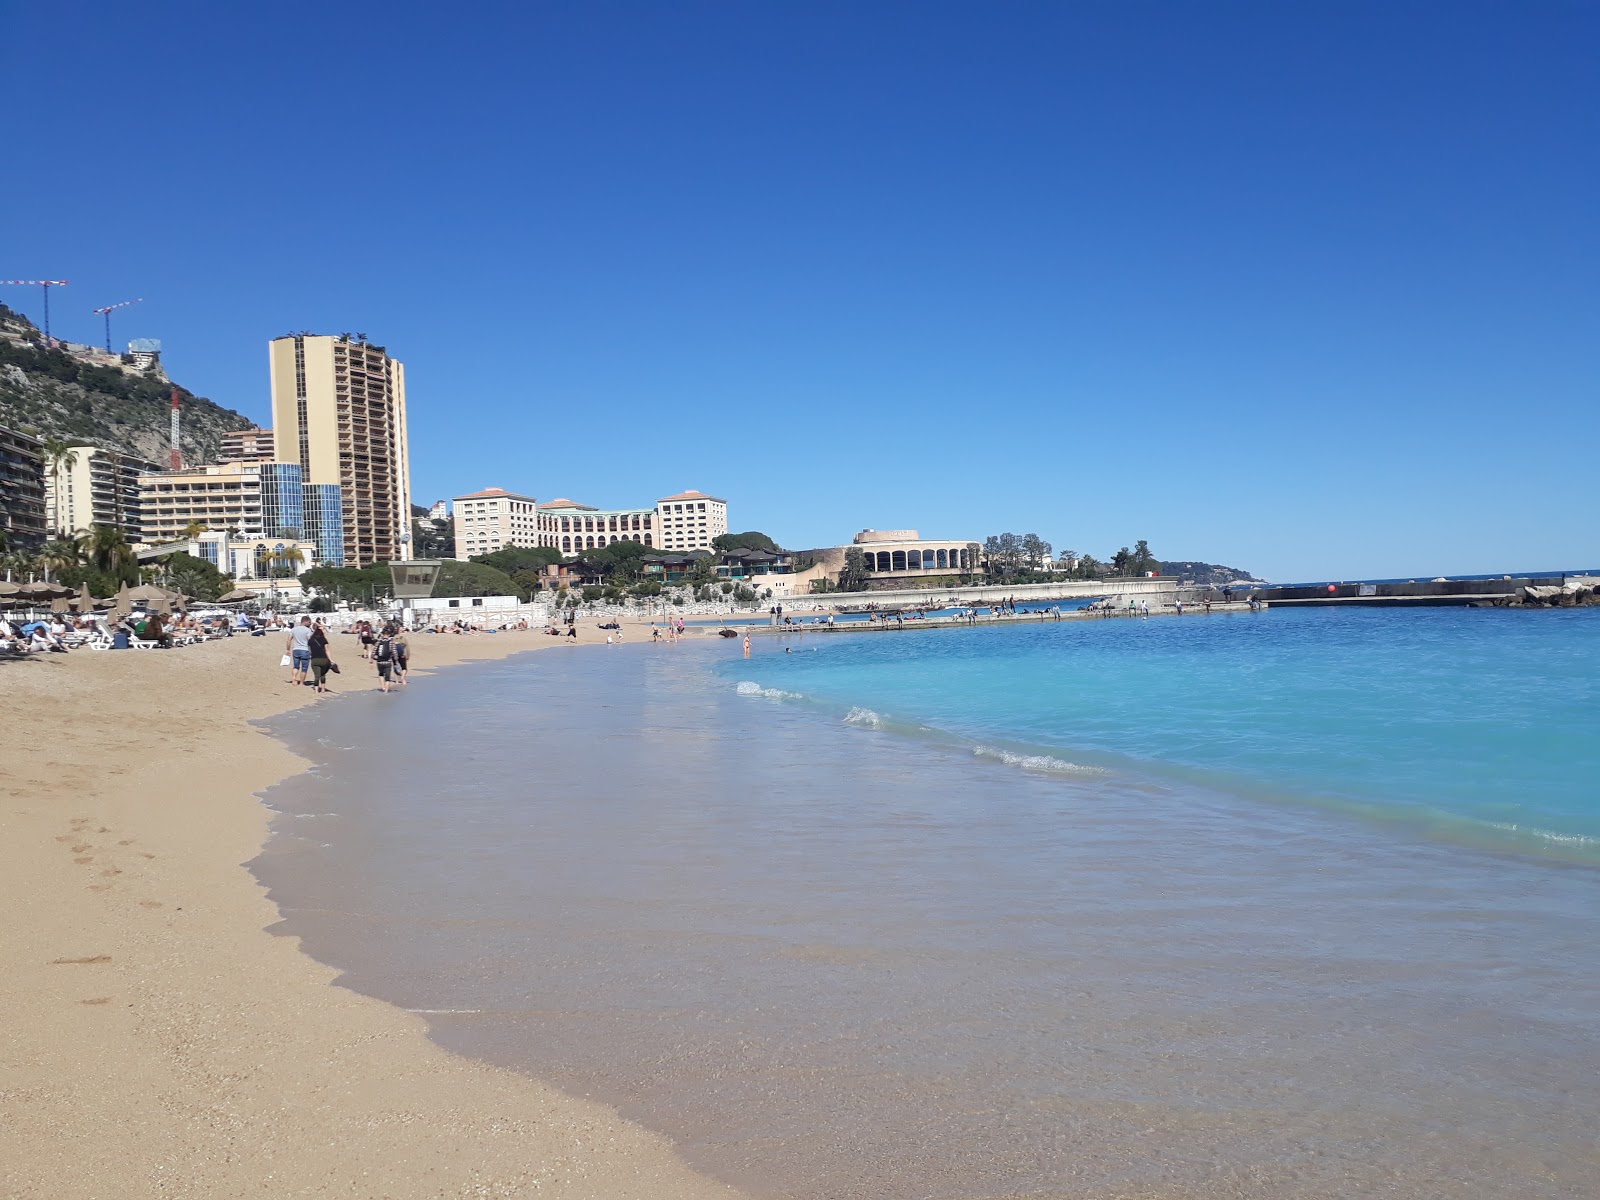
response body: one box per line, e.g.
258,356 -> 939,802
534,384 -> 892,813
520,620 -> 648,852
0,303 -> 253,465
1159,559 -> 1266,586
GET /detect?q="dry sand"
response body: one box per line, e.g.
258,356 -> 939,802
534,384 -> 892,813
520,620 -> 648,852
1,620 -> 746,1199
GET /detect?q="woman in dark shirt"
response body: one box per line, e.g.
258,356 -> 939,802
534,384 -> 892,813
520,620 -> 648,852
308,622 -> 335,693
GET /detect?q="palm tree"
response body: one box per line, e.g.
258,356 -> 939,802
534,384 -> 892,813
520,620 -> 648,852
0,549 -> 32,582
181,520 -> 209,540
269,544 -> 306,579
78,524 -> 136,578
42,438 -> 79,535
40,538 -> 82,583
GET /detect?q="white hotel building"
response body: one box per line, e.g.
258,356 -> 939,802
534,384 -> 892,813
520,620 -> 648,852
451,487 -> 728,559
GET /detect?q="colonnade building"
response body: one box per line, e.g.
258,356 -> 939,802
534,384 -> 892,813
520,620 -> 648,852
854,529 -> 980,579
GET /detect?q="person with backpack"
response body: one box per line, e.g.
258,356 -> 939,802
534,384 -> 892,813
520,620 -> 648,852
390,625 -> 409,686
373,626 -> 396,693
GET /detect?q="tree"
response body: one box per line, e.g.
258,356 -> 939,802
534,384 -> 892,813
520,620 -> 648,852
1130,539 -> 1157,576
269,544 -> 306,579
838,546 -> 869,592
299,563 -> 394,604
713,531 -> 781,553
40,538 -> 82,582
984,533 -> 1025,582
1020,533 -> 1052,571
474,544 -> 560,574
77,524 -> 135,577
1111,547 -> 1133,575
181,520 -> 210,539
432,560 -> 518,598
41,438 -> 78,535
161,551 -> 230,602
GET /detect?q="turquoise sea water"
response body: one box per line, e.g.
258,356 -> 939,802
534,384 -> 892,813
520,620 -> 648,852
255,607 -> 1600,1198
726,606 -> 1600,861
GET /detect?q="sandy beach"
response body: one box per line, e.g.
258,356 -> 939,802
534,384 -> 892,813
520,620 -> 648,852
1,620 -> 744,1199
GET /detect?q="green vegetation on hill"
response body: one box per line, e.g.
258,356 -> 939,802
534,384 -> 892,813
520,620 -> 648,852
1158,560 -> 1263,585
0,302 -> 253,463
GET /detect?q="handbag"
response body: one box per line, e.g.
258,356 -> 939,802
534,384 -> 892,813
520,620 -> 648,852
280,654 -> 292,667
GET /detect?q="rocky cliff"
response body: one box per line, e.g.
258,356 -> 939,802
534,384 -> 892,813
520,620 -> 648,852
0,303 -> 253,465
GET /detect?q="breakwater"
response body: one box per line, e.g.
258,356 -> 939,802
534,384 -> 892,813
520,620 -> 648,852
1252,575 -> 1600,608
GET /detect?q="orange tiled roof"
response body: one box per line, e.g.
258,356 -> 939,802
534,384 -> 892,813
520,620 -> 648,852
657,489 -> 726,503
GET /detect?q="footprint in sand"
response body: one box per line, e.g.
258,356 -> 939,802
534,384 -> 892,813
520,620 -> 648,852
52,954 -> 111,965
71,843 -> 91,853
100,868 -> 122,878
139,900 -> 163,909
87,883 -> 111,892
118,839 -> 134,847
80,997 -> 112,1006
140,852 -> 155,860
73,856 -> 94,865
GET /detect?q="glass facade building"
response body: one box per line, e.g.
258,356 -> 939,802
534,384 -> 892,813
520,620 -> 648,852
259,463 -> 307,541
302,482 -> 344,568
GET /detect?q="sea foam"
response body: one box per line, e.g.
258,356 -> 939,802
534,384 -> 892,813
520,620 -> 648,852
843,707 -> 885,729
736,680 -> 802,700
972,745 -> 1099,775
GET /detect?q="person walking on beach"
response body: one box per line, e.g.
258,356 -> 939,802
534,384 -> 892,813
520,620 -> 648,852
286,616 -> 313,686
308,620 -> 336,694
391,625 -> 409,686
373,626 -> 397,693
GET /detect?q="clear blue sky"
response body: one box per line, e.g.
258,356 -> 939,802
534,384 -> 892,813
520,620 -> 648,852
5,2 -> 1595,581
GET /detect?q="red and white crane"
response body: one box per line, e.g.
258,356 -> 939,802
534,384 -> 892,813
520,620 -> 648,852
0,279 -> 68,341
91,297 -> 143,353
169,386 -> 182,471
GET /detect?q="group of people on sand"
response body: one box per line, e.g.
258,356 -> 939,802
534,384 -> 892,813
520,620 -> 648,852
1,617 -> 71,654
285,616 -> 409,695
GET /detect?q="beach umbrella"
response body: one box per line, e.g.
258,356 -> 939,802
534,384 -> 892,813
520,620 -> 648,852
50,595 -> 71,613
70,583 -> 94,611
148,597 -> 172,615
216,588 -> 259,603
126,583 -> 179,601
18,581 -> 72,600
0,580 -> 20,598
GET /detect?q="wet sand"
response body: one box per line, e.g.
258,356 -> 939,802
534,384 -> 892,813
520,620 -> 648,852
0,620 -> 742,1199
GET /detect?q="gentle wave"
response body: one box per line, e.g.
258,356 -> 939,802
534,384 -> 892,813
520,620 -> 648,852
736,680 -> 804,700
971,745 -> 1100,776
844,706 -> 885,729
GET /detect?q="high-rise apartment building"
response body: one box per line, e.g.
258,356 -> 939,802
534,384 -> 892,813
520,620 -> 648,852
0,425 -> 46,550
218,427 -> 275,462
268,334 -> 411,567
46,446 -> 160,539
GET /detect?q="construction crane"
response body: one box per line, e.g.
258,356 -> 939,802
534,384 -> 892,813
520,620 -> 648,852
0,279 -> 68,341
169,386 -> 182,471
91,298 -> 143,353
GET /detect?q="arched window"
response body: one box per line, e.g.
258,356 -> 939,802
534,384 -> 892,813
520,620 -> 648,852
922,550 -> 936,569
609,535 -> 618,545
586,535 -> 595,549
891,550 -> 907,571
937,549 -> 948,569
562,536 -> 571,552
644,534 -> 652,546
